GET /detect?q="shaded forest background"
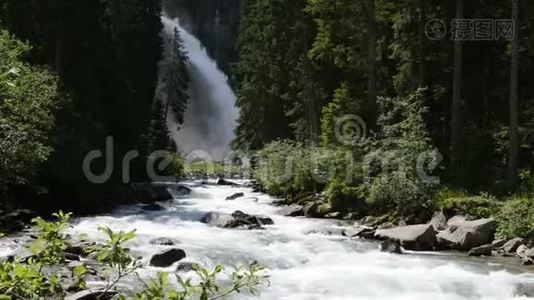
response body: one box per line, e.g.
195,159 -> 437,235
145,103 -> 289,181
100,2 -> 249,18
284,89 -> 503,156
0,0 -> 533,227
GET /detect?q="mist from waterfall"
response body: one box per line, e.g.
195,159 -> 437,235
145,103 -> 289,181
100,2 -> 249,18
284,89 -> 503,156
157,15 -> 239,161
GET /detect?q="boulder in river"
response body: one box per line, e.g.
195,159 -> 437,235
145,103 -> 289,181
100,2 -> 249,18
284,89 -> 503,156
150,248 -> 186,267
468,244 -> 493,256
380,240 -> 402,254
150,238 -> 176,246
176,262 -> 196,272
200,211 -> 274,229
200,212 -> 235,227
502,237 -> 525,253
375,224 -> 436,251
226,192 -> 245,200
280,204 -> 304,217
342,225 -> 375,238
436,218 -> 496,250
429,211 -> 447,231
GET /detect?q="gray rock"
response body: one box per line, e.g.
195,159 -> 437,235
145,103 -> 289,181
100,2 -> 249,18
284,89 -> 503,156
280,204 -> 304,217
150,249 -> 186,267
429,211 -> 447,231
436,218 -> 496,250
176,262 -> 195,272
200,212 -> 234,227
375,224 -> 436,251
226,192 -> 245,200
516,244 -> 529,257
380,240 -> 402,254
502,238 -> 525,253
468,244 -> 493,256
491,239 -> 506,248
342,226 -> 375,238
150,238 -> 176,246
325,212 -> 342,219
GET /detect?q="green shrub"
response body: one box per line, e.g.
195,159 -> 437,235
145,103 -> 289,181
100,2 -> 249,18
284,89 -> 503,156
496,197 -> 534,240
437,195 -> 501,219
254,140 -> 320,195
30,211 -> 72,265
367,172 -> 436,220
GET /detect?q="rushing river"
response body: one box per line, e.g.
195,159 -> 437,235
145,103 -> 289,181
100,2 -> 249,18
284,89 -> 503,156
68,180 -> 534,299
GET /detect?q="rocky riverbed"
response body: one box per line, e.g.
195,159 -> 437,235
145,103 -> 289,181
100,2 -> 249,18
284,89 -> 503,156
1,179 -> 534,299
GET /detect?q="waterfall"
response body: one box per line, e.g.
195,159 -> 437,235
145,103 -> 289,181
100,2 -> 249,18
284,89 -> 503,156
157,15 -> 239,161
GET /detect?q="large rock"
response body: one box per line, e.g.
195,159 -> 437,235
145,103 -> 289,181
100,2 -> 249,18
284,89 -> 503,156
429,211 -> 447,231
380,240 -> 402,254
375,224 -> 436,251
200,212 -> 234,227
150,238 -> 176,246
279,204 -> 304,217
226,192 -> 245,200
436,218 -> 496,250
200,211 -> 273,229
149,249 -> 186,267
342,226 -> 375,238
468,244 -> 493,256
502,238 -> 525,253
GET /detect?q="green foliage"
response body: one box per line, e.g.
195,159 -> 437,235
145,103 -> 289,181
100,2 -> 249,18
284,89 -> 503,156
90,226 -> 142,294
367,172 -> 435,220
134,263 -> 268,300
496,197 -> 534,240
254,140 -> 329,196
0,30 -> 61,188
320,83 -> 362,147
30,211 -> 72,265
436,194 -> 501,219
520,170 -> 534,198
0,212 -> 270,299
0,262 -> 62,299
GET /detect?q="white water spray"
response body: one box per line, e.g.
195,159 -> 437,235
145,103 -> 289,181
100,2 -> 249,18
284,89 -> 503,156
158,16 -> 239,161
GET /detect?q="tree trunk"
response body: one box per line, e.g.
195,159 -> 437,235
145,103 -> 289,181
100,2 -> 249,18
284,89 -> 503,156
508,0 -> 520,186
418,0 -> 427,88
450,0 -> 463,163
365,0 -> 378,127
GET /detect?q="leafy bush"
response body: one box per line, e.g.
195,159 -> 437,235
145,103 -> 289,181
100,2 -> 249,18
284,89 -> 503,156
496,197 -> 534,240
30,211 -> 72,265
255,141 -> 317,195
367,172 -> 436,220
437,195 -> 501,219
0,30 -> 61,188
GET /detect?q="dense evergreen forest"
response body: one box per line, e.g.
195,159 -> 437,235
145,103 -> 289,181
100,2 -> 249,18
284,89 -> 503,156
0,0 -> 186,214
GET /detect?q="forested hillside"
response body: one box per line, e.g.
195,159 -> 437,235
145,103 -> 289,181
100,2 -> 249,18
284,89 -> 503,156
0,1 -> 184,213
236,0 -> 534,237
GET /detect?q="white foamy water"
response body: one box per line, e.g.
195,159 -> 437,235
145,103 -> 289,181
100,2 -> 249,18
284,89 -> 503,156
69,181 -> 534,300
157,16 -> 239,161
